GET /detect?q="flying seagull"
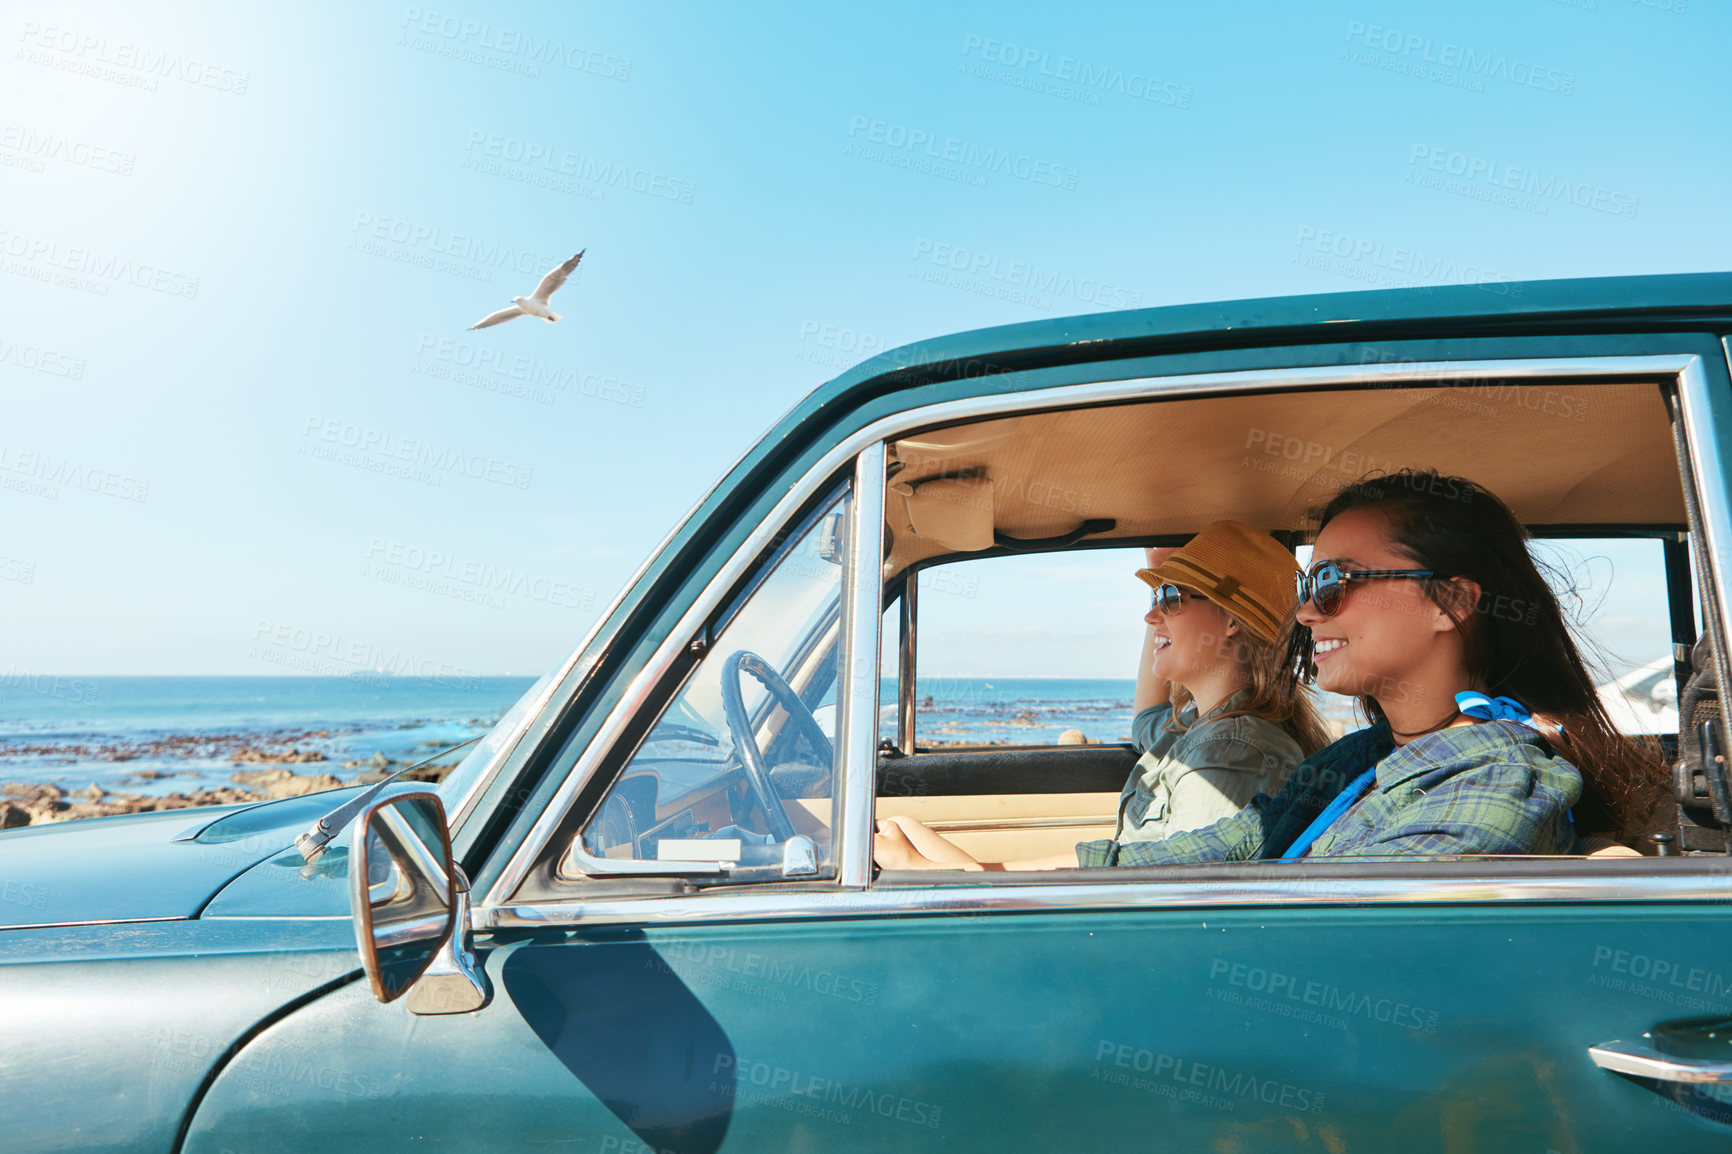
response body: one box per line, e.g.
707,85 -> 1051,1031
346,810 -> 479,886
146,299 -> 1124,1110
469,250 -> 585,330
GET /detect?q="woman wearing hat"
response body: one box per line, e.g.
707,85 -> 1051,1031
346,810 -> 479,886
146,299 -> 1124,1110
876,521 -> 1332,871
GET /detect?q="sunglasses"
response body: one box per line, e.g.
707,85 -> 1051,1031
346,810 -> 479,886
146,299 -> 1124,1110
1150,583 -> 1210,616
1295,560 -> 1438,616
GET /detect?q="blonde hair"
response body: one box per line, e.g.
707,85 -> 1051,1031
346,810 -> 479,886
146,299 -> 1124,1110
1166,604 -> 1332,756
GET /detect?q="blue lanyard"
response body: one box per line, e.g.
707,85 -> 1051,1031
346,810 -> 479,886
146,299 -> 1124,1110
1456,691 -> 1573,826
1456,691 -> 1541,731
1281,767 -> 1377,859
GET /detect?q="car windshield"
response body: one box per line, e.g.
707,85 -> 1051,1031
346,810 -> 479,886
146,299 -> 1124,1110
575,492 -> 850,871
665,543 -> 843,755
436,660 -> 562,816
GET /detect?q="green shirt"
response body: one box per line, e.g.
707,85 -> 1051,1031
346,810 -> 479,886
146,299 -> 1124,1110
1116,688 -> 1304,845
1077,717 -> 1581,866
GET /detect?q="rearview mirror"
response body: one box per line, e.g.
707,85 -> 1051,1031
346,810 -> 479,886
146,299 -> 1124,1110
350,789 -> 456,1003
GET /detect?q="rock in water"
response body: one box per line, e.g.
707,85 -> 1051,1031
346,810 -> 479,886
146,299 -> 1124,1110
231,768 -> 345,798
232,746 -> 329,765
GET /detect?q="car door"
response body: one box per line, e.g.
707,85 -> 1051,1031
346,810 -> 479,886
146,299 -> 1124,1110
837,336 -> 1732,1152
189,323 -> 1732,1152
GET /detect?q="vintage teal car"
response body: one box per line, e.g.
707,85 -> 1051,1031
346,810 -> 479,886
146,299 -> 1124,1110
6,273 -> 1732,1152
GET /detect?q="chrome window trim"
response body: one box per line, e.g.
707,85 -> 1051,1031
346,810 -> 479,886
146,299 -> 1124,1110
838,443 -> 887,888
479,352 -> 1703,911
476,870 -> 1732,931
1689,341 -> 1732,720
898,578 -> 917,756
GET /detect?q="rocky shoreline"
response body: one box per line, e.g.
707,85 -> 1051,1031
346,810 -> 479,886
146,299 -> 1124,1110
0,732 -> 458,829
2,727 -> 347,765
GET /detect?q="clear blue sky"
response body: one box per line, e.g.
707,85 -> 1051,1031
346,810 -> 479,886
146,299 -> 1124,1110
3,0 -> 1726,677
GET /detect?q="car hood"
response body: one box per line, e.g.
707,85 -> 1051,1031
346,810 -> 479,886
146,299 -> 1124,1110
0,789 -> 362,930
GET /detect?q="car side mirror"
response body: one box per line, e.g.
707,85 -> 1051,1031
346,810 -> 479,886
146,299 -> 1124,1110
350,788 -> 456,1004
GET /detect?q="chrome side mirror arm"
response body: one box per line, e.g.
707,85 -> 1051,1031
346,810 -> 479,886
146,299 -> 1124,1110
406,865 -> 489,1015
296,736 -> 482,862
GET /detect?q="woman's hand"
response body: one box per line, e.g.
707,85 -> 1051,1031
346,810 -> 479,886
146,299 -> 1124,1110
874,818 -> 935,870
1145,545 -> 1181,570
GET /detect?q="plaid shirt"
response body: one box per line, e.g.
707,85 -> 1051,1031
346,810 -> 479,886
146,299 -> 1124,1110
1075,718 -> 1582,867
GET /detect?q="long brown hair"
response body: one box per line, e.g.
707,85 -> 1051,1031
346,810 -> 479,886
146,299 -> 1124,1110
1168,606 -> 1333,757
1300,467 -> 1668,839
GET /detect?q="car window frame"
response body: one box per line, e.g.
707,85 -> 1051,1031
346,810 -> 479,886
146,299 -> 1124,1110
478,351 -> 1732,923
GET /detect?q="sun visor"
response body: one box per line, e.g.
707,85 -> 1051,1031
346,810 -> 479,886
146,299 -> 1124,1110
889,475 -> 995,551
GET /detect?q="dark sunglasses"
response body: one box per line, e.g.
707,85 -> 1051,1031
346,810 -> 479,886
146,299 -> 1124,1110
1150,583 -> 1210,615
1295,560 -> 1438,616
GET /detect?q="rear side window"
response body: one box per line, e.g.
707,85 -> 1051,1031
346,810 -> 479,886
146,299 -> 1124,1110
1528,536 -> 1685,736
901,548 -> 1147,748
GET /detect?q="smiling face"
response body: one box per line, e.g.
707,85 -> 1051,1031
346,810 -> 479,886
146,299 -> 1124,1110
1145,585 -> 1243,688
1295,507 -> 1466,705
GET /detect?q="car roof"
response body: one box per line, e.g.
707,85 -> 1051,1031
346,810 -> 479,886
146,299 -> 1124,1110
826,270 -> 1732,404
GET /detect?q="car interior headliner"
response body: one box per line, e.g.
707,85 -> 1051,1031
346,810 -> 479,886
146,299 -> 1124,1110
884,379 -> 1684,578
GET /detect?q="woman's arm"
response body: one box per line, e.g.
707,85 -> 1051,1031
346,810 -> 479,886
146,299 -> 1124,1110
1132,621 -> 1171,714
882,814 -> 978,863
873,820 -> 1080,871
1133,546 -> 1177,715
1076,793 -> 1275,866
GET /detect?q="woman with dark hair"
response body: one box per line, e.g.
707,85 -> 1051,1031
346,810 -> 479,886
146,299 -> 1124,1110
878,468 -> 1666,871
1288,468 -> 1667,846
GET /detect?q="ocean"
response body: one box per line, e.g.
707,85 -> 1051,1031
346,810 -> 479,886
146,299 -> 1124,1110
0,674 -> 1366,802
884,676 -> 1141,746
0,675 -> 536,798
882,677 -> 1362,745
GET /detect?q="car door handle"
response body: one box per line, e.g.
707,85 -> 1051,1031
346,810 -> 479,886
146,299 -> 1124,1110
1589,1039 -> 1732,1084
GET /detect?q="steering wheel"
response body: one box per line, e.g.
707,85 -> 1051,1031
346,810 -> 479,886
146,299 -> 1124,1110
718,649 -> 834,843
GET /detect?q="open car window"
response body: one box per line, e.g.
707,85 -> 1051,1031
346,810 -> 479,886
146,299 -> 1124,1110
1530,536 -> 1687,736
870,371 -> 1703,875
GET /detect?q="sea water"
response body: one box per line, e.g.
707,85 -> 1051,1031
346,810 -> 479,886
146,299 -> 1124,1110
881,676 -> 1141,746
880,676 -> 1362,746
0,675 -> 535,797
0,674 -> 1366,800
